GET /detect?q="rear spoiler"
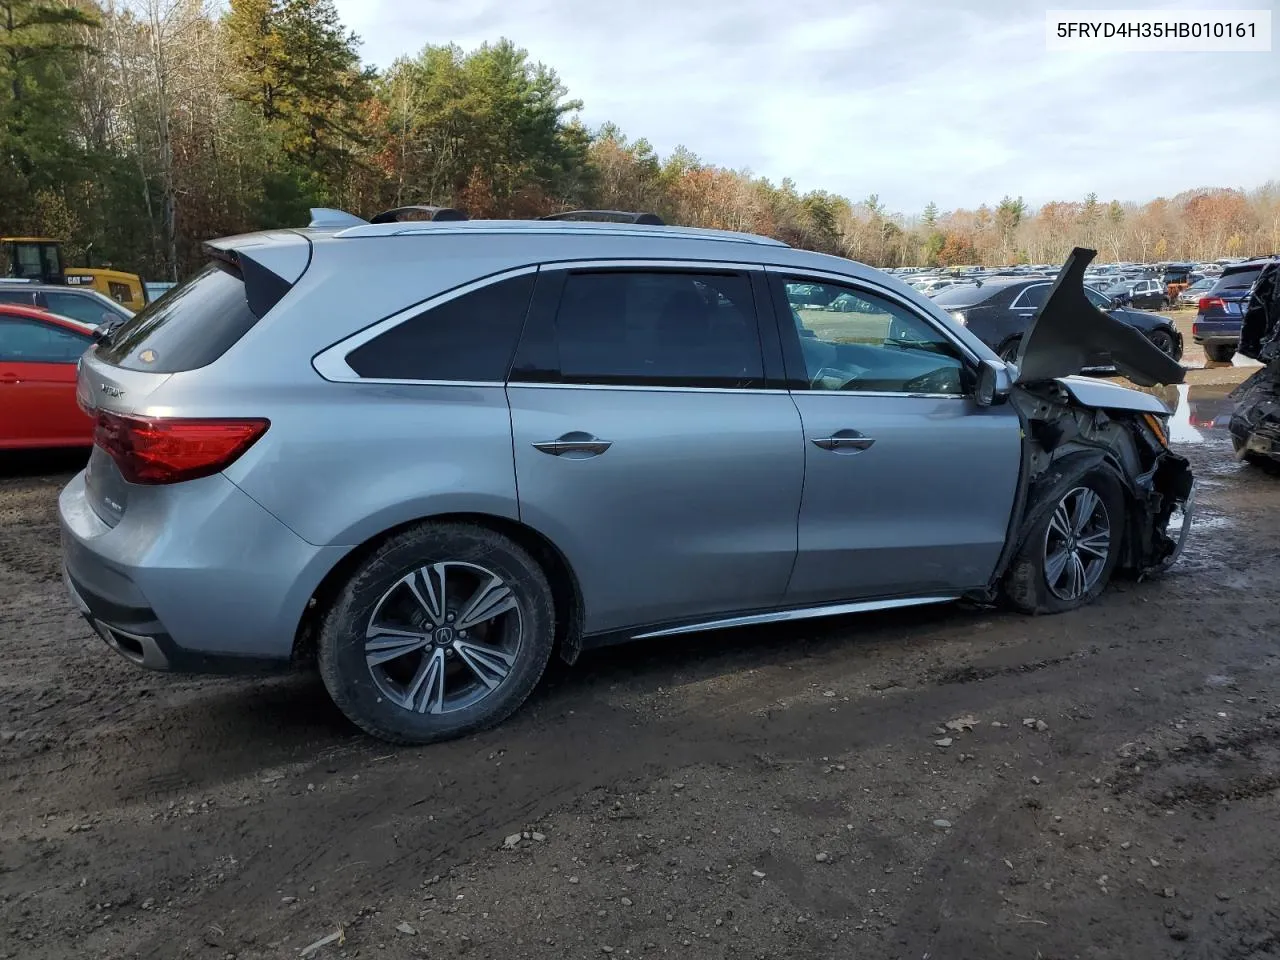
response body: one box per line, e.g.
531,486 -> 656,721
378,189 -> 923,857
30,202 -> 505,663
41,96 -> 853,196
202,231 -> 313,319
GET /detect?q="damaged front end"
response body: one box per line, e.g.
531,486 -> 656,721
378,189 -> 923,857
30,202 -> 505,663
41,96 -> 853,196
1228,260 -> 1280,467
976,248 -> 1196,603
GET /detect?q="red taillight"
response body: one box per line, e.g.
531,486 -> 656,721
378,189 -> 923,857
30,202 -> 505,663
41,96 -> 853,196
1198,296 -> 1226,312
94,411 -> 269,485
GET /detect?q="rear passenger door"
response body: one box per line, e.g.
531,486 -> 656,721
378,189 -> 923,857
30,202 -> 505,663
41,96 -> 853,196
507,264 -> 804,636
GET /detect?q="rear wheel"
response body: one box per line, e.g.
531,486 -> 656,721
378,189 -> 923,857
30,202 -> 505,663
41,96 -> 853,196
318,523 -> 555,744
1204,343 -> 1237,364
1004,469 -> 1126,615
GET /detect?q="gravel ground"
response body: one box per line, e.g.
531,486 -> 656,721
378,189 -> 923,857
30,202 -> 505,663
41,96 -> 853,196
2,370 -> 1278,960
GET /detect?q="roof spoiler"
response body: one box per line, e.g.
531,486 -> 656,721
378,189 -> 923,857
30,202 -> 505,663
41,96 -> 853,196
539,209 -> 665,226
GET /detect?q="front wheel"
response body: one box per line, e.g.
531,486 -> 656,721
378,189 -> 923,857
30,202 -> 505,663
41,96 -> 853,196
1147,329 -> 1179,359
1003,469 -> 1126,615
318,523 -> 556,744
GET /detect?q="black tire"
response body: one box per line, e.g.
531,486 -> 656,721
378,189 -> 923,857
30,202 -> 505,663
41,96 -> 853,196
1204,343 -> 1236,364
1147,329 -> 1177,358
318,522 -> 555,745
1160,297 -> 1171,310
1003,469 -> 1126,615
999,338 -> 1022,364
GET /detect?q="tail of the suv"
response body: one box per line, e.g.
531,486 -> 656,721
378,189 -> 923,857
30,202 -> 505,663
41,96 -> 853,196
1193,259 -> 1271,363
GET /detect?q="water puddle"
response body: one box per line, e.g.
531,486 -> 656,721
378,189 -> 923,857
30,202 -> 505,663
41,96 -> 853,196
1168,383 -> 1237,445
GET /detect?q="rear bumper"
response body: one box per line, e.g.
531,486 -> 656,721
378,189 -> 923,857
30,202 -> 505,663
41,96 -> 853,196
63,566 -> 287,673
58,470 -> 348,673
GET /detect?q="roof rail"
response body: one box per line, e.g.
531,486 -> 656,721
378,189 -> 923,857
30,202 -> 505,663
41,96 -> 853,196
539,209 -> 665,226
308,207 -> 368,229
370,205 -> 468,224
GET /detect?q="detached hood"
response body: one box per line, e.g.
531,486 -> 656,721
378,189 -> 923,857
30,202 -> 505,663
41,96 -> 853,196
1013,247 -> 1185,387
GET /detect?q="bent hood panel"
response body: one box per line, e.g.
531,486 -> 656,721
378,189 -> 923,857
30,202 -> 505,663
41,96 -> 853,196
1015,248 -> 1185,387
1054,376 -> 1172,415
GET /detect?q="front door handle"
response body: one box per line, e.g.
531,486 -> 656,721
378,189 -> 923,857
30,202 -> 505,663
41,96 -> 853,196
0,373 -> 21,384
532,432 -> 613,458
811,430 -> 875,453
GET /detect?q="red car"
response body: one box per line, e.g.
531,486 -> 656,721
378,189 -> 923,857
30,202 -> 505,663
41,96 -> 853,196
0,302 -> 97,449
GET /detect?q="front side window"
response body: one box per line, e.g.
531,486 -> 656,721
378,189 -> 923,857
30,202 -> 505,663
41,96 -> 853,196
0,318 -> 91,363
552,270 -> 764,387
345,273 -> 536,382
783,279 -> 966,394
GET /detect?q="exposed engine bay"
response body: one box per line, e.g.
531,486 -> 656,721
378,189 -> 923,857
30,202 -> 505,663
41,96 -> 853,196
973,248 -> 1196,604
1228,260 -> 1280,468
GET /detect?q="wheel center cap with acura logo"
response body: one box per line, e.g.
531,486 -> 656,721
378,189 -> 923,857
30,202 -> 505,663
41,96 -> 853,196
434,626 -> 455,644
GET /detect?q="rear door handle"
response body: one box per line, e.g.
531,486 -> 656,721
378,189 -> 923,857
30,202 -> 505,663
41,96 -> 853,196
532,433 -> 613,458
811,430 -> 875,453
0,373 -> 20,384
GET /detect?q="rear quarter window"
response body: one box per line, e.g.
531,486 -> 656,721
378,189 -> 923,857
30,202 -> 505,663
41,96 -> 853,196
343,273 -> 536,381
94,263 -> 259,373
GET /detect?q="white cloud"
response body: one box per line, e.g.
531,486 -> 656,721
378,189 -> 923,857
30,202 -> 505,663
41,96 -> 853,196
332,0 -> 1280,213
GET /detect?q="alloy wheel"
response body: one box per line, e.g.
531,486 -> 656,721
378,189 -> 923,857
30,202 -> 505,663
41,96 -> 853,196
1043,486 -> 1112,601
364,561 -> 522,714
1149,330 -> 1175,356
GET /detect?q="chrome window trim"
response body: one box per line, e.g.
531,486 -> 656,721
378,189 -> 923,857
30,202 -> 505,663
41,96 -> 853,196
506,382 -> 962,399
630,595 -> 959,639
541,258 -> 765,272
1009,282 -> 1049,311
312,265 -> 540,383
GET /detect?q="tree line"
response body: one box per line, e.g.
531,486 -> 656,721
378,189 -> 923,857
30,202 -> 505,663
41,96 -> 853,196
2,0 -> 1277,282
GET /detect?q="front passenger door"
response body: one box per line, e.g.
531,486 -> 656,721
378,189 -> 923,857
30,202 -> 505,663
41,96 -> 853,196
769,275 -> 1023,605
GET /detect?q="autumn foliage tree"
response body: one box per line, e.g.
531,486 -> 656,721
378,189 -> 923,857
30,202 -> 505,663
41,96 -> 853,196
1,3 -> 1276,279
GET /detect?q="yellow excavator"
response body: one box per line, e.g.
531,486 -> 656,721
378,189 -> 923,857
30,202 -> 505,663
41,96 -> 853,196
1,237 -> 147,309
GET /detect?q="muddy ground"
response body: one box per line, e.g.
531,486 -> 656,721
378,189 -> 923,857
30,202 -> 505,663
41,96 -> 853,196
2,363 -> 1279,960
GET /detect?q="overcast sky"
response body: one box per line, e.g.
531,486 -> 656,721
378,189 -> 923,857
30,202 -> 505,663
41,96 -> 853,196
331,0 -> 1278,214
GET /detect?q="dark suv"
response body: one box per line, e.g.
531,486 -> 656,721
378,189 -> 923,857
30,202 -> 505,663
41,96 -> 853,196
932,277 -> 1183,364
1193,259 -> 1274,363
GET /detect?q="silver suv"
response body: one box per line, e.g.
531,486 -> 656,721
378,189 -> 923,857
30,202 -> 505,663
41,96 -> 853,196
59,209 -> 1195,744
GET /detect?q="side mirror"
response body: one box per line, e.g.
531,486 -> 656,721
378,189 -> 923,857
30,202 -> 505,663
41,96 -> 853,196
975,358 -> 1011,407
102,311 -> 118,326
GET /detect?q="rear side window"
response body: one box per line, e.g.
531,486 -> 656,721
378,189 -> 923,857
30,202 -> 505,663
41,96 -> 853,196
552,270 -> 763,387
345,273 -> 536,381
1212,267 -> 1263,292
1013,284 -> 1050,310
95,264 -> 258,373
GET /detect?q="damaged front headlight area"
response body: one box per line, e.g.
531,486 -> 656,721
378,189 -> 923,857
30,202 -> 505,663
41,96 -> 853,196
1010,381 -> 1195,579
